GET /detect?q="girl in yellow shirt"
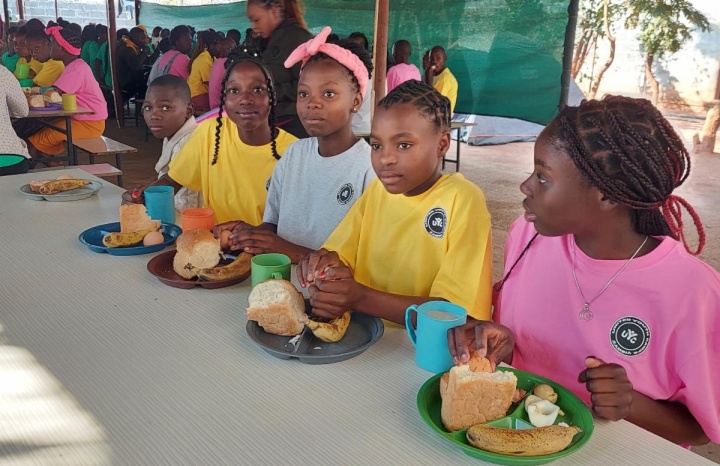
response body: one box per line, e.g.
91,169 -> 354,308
187,31 -> 221,113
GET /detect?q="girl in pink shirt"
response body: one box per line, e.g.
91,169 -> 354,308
449,96 -> 719,446
154,25 -> 192,81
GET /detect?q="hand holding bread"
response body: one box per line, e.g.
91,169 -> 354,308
447,317 -> 515,370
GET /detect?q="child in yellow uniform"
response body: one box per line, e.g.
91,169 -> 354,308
187,30 -> 219,113
122,48 -> 297,225
425,46 -> 458,113
298,80 -> 493,324
25,31 -> 65,86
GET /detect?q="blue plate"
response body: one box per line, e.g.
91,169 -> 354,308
78,222 -> 181,256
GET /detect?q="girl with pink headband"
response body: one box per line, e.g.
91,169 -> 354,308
27,26 -> 107,162
215,27 -> 377,263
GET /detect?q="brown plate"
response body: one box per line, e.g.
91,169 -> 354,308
146,250 -> 249,289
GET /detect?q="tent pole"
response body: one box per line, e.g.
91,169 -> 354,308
16,0 -> 23,20
107,0 -> 123,127
372,0 -> 389,110
54,0 -> 58,20
134,0 -> 138,26
559,0 -> 580,109
3,0 -> 10,31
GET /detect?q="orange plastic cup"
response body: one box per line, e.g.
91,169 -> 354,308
181,208 -> 215,231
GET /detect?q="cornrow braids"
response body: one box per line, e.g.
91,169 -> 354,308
212,46 -> 279,165
555,95 -> 705,255
304,38 -> 373,95
248,0 -> 308,31
58,28 -> 82,52
378,80 -> 451,131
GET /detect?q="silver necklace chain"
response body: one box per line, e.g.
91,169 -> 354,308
571,235 -> 649,321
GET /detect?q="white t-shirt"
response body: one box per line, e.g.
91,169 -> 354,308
263,137 -> 375,250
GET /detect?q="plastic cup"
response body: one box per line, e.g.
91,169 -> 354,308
144,186 -> 175,225
16,63 -> 30,79
405,301 -> 468,373
62,94 -> 77,111
251,254 -> 291,288
181,208 -> 215,232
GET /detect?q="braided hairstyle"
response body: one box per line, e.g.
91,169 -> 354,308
212,46 -> 280,165
247,0 -> 308,31
58,27 -> 82,55
377,80 -> 452,132
188,30 -> 218,73
304,38 -> 374,96
554,95 -> 704,254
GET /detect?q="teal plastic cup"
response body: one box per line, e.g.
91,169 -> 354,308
144,185 -> 175,225
405,301 -> 468,373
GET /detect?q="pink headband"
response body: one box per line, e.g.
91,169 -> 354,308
284,26 -> 369,99
46,26 -> 81,56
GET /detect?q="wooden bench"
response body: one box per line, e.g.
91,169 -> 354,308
72,137 -> 137,187
28,163 -> 124,184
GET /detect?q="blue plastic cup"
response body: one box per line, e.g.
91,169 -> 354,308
405,301 -> 467,373
144,186 -> 175,225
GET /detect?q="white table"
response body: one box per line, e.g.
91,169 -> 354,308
0,169 -> 714,465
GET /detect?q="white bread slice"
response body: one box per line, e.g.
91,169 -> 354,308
172,229 -> 221,279
247,280 -> 308,336
440,363 -> 517,431
28,94 -> 45,107
120,204 -> 162,233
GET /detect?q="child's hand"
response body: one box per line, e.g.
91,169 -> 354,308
307,266 -> 362,319
578,357 -> 633,421
213,221 -> 251,250
233,228 -> 289,255
447,318 -> 515,369
297,249 -> 343,287
121,185 -> 146,204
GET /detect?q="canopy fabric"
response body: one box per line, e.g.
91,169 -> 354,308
139,0 -> 571,125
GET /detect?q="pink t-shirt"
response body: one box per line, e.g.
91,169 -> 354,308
386,63 -> 421,93
156,50 -> 190,81
208,57 -> 227,110
54,59 -> 108,121
495,217 -> 720,443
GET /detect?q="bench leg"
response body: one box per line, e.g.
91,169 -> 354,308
116,153 -> 123,187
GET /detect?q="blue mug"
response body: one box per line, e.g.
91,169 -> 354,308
144,185 -> 175,225
405,301 -> 467,373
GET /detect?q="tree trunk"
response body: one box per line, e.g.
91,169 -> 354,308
588,0 -> 615,99
645,53 -> 660,106
693,102 -> 720,154
571,30 -> 597,79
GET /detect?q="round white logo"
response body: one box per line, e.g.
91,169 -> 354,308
265,177 -> 272,191
610,316 -> 650,356
424,207 -> 447,238
337,183 -> 354,205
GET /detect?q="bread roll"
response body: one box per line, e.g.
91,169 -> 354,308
247,280 -> 308,336
440,360 -> 517,431
28,94 -> 45,107
172,229 -> 221,279
119,204 -> 162,233
44,89 -> 62,103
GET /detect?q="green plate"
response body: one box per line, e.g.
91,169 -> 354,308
417,367 -> 594,465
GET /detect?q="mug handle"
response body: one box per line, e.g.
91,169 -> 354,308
405,305 -> 418,346
271,272 -> 282,279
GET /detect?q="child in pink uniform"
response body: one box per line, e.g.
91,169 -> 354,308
449,96 -> 719,446
154,25 -> 192,81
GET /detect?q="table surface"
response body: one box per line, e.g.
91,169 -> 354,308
0,169 -> 713,465
26,106 -> 94,118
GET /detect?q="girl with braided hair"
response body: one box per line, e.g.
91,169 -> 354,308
449,96 -> 718,446
123,47 -> 297,225
297,79 -> 493,325
27,26 -> 107,161
215,27 -> 376,264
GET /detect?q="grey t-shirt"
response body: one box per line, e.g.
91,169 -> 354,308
263,137 -> 376,250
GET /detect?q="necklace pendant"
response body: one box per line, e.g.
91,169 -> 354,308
579,303 -> 593,321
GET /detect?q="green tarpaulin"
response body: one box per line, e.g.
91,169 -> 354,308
139,0 -> 571,125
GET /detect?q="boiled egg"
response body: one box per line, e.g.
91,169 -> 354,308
219,229 -> 232,249
143,231 -> 165,246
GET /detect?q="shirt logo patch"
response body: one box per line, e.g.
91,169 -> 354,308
610,316 -> 650,357
265,176 -> 272,191
337,183 -> 354,205
424,207 -> 447,238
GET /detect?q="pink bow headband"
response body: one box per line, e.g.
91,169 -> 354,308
46,26 -> 81,56
284,26 -> 369,99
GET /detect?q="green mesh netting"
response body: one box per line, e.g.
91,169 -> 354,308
139,0 -> 570,124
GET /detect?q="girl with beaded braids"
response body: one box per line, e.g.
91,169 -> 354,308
122,47 -> 297,225
214,27 -> 376,264
449,96 -> 719,446
296,79 -> 494,325
27,26 -> 107,161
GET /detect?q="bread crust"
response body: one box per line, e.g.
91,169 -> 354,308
120,204 -> 162,233
247,280 -> 308,336
173,230 -> 221,279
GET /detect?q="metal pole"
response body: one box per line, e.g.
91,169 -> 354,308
559,0 -> 580,109
372,0 -> 389,108
134,0 -> 138,26
3,0 -> 10,32
54,0 -> 58,21
16,0 -> 23,21
107,0 -> 124,127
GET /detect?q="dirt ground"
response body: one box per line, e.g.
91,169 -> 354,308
99,111 -> 719,463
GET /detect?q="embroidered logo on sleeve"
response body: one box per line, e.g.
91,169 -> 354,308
424,207 -> 447,238
265,177 -> 272,191
610,316 -> 650,356
336,183 -> 354,205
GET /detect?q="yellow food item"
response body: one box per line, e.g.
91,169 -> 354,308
305,311 -> 351,342
38,179 -> 90,195
533,384 -> 558,404
197,252 -> 252,281
143,231 -> 165,246
102,230 -> 155,248
219,229 -> 232,249
466,424 -> 581,457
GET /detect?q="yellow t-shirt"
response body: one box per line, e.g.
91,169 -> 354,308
433,67 -> 458,113
30,59 -> 65,87
322,174 -> 493,319
187,50 -> 214,98
168,118 -> 297,224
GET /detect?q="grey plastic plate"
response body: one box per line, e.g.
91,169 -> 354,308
20,181 -> 102,201
246,311 -> 384,364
